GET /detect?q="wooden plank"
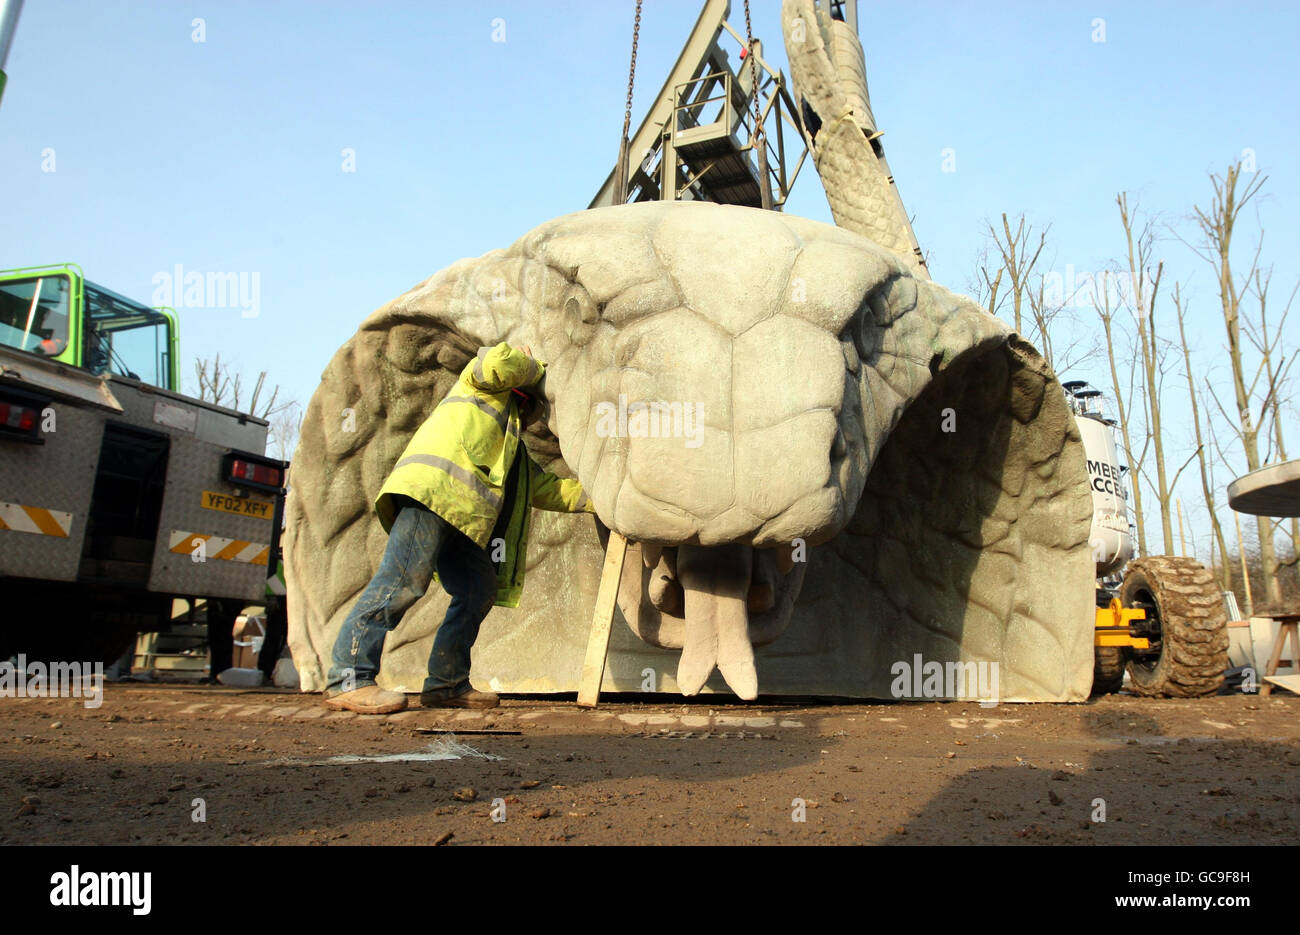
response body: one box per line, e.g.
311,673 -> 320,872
1264,674 -> 1300,695
1260,622 -> 1296,697
577,531 -> 628,708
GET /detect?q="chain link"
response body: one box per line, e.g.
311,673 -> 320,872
621,0 -> 642,141
743,0 -> 764,143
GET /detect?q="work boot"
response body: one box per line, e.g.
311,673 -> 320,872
420,687 -> 500,709
323,685 -> 408,715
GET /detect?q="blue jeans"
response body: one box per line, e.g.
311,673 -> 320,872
326,499 -> 498,699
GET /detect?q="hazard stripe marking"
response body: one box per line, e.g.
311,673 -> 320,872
0,501 -> 72,537
169,530 -> 269,566
215,539 -> 247,561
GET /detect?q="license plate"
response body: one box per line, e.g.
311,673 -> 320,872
201,490 -> 274,521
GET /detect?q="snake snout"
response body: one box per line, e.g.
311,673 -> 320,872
573,311 -> 861,549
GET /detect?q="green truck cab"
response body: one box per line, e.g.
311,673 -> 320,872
0,263 -> 180,391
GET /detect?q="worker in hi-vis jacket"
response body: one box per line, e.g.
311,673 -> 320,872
324,343 -> 596,714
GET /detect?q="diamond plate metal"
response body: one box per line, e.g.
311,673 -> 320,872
0,402 -> 102,580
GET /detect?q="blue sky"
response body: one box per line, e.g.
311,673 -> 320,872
2,0 -> 1297,560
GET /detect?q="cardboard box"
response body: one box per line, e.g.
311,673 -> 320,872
232,614 -> 266,670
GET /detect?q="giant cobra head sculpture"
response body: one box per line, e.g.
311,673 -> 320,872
285,201 -> 1096,702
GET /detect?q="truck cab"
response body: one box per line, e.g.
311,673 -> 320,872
0,263 -> 179,390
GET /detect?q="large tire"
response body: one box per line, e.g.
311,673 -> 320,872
1091,646 -> 1126,695
1121,556 -> 1229,697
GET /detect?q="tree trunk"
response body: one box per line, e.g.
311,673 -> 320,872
1253,271 -> 1300,595
1175,287 -> 1232,591
1098,276 -> 1148,557
1195,165 -> 1282,606
1118,194 -> 1173,554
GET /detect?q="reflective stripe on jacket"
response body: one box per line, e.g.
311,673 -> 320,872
374,342 -> 594,608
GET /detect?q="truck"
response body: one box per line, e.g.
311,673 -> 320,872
0,263 -> 287,667
1064,381 -> 1231,696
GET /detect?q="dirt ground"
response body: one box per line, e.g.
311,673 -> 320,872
1,684 -> 1297,845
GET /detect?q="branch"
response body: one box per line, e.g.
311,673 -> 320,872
1205,378 -> 1245,444
1170,446 -> 1201,490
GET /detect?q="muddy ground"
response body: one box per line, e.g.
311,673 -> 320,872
1,685 -> 1297,845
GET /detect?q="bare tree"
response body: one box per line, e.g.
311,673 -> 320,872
1024,275 -> 1056,363
1246,269 -> 1300,591
985,212 -> 1048,335
1201,381 -> 1240,594
1095,270 -> 1151,556
268,400 -> 303,464
192,352 -> 292,421
1174,284 -> 1231,589
1117,193 -> 1181,554
1186,164 -> 1283,607
1027,267 -> 1097,377
969,242 -> 1005,319
973,212 -> 1096,376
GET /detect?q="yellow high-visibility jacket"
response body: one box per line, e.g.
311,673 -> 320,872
374,343 -> 594,608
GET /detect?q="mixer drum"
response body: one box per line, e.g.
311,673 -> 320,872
1076,414 -> 1133,577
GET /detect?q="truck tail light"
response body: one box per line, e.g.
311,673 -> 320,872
0,394 -> 46,442
230,458 -> 282,487
1,403 -> 37,430
221,451 -> 287,493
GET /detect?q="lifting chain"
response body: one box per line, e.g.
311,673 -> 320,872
742,0 -> 763,144
612,0 -> 642,202
743,0 -> 774,209
622,0 -> 642,142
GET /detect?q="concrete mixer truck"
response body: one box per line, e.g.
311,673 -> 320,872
1065,381 -> 1231,697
